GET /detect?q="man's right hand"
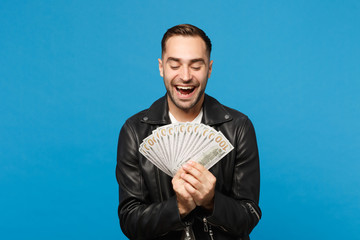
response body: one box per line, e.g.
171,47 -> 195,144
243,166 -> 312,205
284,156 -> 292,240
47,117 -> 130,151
172,168 -> 196,218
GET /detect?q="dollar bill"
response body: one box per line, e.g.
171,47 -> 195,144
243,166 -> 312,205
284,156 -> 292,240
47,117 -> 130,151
139,123 -> 234,177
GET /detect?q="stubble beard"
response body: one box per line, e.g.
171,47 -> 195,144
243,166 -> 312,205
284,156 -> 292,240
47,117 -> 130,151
166,87 -> 206,112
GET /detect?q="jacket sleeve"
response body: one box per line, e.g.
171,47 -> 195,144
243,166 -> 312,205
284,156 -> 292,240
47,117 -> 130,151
207,117 -> 261,237
116,120 -> 185,240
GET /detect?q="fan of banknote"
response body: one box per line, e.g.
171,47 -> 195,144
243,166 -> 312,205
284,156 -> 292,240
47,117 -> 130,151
139,123 -> 234,177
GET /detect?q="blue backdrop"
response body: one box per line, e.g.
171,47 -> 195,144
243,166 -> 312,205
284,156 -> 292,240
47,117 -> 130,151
1,1 -> 359,239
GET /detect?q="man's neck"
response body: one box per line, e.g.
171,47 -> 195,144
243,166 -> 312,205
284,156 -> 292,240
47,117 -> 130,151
167,96 -> 204,122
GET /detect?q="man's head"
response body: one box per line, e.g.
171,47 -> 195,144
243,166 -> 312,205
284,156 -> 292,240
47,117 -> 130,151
161,24 -> 212,58
159,24 -> 213,118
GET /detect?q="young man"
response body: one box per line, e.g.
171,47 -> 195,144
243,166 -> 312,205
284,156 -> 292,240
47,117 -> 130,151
116,24 -> 261,240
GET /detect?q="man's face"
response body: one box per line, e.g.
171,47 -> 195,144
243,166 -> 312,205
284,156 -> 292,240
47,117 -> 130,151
158,36 -> 213,112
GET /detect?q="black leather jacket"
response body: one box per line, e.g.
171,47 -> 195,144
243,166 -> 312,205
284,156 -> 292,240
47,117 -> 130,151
116,94 -> 261,240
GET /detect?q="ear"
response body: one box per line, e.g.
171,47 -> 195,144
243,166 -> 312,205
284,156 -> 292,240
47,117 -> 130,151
158,58 -> 164,77
208,60 -> 213,78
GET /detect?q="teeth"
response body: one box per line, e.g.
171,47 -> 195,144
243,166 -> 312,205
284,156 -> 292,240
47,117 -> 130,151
177,86 -> 194,90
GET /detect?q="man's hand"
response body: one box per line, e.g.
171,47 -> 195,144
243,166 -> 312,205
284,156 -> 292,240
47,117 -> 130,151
181,160 -> 216,211
172,167 -> 196,218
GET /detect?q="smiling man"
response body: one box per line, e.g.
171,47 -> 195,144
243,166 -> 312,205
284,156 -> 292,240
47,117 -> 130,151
116,24 -> 261,240
159,35 -> 212,122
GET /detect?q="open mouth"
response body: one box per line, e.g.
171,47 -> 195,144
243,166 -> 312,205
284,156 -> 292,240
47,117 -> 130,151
176,86 -> 195,95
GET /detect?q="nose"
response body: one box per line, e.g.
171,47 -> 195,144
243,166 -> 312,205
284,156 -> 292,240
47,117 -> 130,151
180,66 -> 191,81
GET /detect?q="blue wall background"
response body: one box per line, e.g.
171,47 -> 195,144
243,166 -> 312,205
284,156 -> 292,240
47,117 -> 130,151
1,1 -> 359,239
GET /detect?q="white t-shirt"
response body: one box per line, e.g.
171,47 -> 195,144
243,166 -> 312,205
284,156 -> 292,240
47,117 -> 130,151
168,109 -> 203,124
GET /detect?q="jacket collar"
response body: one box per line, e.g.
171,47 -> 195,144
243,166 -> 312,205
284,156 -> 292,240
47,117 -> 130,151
141,94 -> 233,126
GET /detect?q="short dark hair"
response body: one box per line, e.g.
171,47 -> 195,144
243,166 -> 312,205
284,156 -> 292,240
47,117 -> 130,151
161,24 -> 212,57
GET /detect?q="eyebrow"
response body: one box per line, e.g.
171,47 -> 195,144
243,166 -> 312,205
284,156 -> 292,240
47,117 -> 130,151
166,57 -> 206,64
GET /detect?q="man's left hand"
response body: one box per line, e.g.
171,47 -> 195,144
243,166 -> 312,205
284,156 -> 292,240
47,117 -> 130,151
181,160 -> 216,211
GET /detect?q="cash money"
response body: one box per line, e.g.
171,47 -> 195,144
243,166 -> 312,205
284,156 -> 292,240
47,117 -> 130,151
139,123 -> 234,177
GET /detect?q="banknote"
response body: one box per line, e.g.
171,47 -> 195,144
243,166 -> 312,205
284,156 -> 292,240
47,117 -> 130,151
139,123 -> 234,177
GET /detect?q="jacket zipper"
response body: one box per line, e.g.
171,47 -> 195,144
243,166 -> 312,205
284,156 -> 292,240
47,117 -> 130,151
203,217 -> 214,240
246,202 -> 260,220
184,221 -> 194,240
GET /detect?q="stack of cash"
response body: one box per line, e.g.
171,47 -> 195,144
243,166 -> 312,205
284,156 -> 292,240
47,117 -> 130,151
139,123 -> 234,177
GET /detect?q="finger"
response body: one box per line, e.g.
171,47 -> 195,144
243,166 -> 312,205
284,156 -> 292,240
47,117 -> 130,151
173,167 -> 185,181
181,172 -> 201,190
175,167 -> 186,176
173,180 -> 192,200
184,182 -> 198,197
187,161 -> 216,184
182,163 -> 202,180
182,163 -> 214,192
187,160 -> 206,172
172,170 -> 186,190
184,182 -> 207,206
